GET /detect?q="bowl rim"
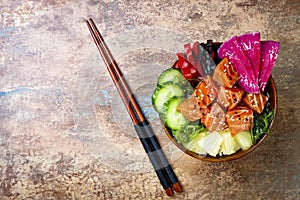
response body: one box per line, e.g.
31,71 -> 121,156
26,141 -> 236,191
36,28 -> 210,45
163,61 -> 277,162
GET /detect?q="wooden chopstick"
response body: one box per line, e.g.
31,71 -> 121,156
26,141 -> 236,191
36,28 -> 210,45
86,19 -> 175,196
86,18 -> 182,195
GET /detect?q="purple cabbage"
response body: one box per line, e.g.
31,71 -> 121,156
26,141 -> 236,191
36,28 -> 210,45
259,41 -> 280,92
218,36 -> 260,93
238,32 -> 261,81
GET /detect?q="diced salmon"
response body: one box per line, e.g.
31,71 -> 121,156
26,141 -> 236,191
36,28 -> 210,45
177,97 -> 209,121
194,76 -> 217,107
242,92 -> 269,114
217,86 -> 244,110
202,103 -> 228,132
213,57 -> 239,88
225,106 -> 254,136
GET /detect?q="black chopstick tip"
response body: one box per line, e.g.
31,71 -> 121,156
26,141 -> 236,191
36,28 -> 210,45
165,187 -> 173,196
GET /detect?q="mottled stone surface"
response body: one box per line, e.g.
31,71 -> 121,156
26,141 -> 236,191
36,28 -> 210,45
0,0 -> 299,199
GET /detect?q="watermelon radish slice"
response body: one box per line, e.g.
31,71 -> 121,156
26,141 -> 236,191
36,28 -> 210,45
238,32 -> 261,81
218,36 -> 260,93
259,41 -> 280,92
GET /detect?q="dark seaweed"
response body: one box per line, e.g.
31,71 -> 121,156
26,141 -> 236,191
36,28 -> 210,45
251,108 -> 274,143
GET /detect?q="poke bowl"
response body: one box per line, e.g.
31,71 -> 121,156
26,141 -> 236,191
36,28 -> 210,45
151,33 -> 279,162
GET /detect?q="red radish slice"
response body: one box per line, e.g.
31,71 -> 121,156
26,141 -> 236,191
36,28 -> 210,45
180,61 -> 193,79
177,50 -> 201,81
184,43 -> 195,67
174,61 -> 180,69
189,65 -> 199,78
259,41 -> 280,92
192,41 -> 203,77
218,36 -> 260,93
184,43 -> 200,79
177,53 -> 185,66
177,53 -> 193,79
238,32 -> 261,81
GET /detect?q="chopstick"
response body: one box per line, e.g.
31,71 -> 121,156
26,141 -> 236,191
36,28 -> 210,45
86,18 -> 182,196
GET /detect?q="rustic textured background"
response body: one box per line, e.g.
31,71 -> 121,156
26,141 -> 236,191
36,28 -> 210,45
0,0 -> 299,199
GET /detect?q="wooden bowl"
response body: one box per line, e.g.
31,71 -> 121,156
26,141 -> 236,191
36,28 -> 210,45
163,61 -> 277,162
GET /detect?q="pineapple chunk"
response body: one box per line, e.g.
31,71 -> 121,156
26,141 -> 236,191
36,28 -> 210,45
220,130 -> 240,155
234,131 -> 253,150
183,132 -> 207,155
198,131 -> 223,157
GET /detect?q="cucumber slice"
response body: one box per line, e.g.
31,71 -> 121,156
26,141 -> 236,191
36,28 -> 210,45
157,68 -> 186,85
162,97 -> 187,130
152,83 -> 184,113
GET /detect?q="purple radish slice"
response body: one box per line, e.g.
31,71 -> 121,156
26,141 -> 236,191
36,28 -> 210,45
259,41 -> 280,92
238,32 -> 261,81
218,36 -> 260,93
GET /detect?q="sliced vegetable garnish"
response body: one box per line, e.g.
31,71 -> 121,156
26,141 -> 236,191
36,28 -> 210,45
177,53 -> 193,80
198,44 -> 216,76
173,121 -> 206,145
259,41 -> 280,92
152,83 -> 184,113
192,41 -> 203,77
162,97 -> 187,130
157,68 -> 186,86
218,36 -> 260,93
184,43 -> 196,68
237,32 -> 261,81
